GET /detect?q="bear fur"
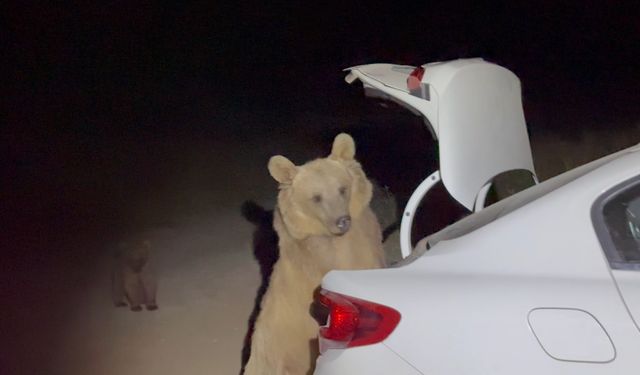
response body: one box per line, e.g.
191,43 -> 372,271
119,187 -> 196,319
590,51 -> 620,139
111,240 -> 158,311
243,133 -> 385,375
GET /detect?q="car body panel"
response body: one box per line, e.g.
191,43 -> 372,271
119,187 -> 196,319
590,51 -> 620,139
314,344 -> 422,375
611,270 -> 640,332
345,59 -> 536,211
316,146 -> 640,374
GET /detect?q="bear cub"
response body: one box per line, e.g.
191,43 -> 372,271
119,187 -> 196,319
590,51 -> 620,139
112,239 -> 158,311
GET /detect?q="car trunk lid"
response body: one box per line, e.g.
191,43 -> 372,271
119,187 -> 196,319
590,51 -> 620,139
345,58 -> 537,211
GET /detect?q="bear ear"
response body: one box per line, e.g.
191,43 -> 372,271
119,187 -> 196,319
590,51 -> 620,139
330,133 -> 355,161
268,155 -> 298,184
348,161 -> 373,217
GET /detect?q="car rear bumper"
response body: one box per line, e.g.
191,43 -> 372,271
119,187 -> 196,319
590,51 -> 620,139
314,343 -> 422,375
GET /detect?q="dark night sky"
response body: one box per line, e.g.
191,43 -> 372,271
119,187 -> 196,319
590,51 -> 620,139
5,2 -> 640,129
3,1 -> 640,245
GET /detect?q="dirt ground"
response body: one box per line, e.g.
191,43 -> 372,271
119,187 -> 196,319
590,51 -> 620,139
4,128 -> 277,374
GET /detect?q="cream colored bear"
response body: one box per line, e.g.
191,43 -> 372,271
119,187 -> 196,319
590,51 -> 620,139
244,133 -> 385,375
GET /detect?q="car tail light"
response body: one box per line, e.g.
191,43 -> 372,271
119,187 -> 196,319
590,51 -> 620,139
407,66 -> 430,100
318,289 -> 401,353
407,66 -> 425,92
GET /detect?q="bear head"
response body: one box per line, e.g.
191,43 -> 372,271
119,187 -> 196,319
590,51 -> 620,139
268,133 -> 373,240
117,240 -> 151,273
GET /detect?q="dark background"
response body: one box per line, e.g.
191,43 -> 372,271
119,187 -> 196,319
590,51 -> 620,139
5,1 -> 639,235
2,1 -> 640,373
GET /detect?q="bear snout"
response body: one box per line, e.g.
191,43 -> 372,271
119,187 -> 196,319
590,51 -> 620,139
335,215 -> 351,234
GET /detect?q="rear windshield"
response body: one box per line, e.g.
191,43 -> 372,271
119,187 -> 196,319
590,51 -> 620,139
593,177 -> 640,270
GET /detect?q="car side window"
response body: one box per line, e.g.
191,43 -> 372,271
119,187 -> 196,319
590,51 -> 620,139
593,179 -> 640,270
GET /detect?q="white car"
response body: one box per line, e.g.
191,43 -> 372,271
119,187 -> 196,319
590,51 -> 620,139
313,59 -> 640,374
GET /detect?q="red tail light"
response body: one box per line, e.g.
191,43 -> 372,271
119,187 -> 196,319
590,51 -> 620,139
318,289 -> 401,353
407,66 -> 425,93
